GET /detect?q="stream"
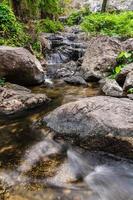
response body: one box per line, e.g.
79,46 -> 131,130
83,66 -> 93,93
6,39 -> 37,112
0,28 -> 133,200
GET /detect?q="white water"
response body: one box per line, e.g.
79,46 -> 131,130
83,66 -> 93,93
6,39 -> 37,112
67,149 -> 133,200
0,141 -> 133,200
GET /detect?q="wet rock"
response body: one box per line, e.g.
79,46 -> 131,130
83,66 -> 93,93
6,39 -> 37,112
63,75 -> 87,86
43,96 -> 133,138
81,36 -> 122,81
0,46 -> 44,86
116,63 -> 133,86
47,61 -> 78,79
123,71 -> 133,91
0,84 -> 49,116
45,31 -> 87,65
100,78 -> 123,97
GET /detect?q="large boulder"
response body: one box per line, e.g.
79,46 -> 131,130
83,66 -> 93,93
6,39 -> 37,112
0,84 -> 49,116
0,46 -> 44,85
81,36 -> 123,81
43,96 -> 133,138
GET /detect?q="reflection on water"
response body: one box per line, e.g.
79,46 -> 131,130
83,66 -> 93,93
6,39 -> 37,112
0,83 -> 100,167
0,83 -> 133,200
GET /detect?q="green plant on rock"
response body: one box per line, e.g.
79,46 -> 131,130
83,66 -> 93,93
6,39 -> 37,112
109,51 -> 133,79
127,88 -> 133,94
117,51 -> 133,64
31,40 -> 43,59
0,78 -> 5,86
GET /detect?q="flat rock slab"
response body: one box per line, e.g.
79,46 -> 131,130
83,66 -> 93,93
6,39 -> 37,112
43,96 -> 133,138
0,85 -> 50,116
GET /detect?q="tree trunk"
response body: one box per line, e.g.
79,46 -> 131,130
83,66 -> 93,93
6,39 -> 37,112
101,0 -> 108,12
11,0 -> 21,17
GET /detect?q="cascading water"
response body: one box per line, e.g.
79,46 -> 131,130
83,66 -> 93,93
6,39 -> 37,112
0,139 -> 133,200
44,28 -> 87,80
67,149 -> 133,200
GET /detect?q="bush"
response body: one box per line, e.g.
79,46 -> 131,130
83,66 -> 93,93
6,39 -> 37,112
0,3 -> 29,46
81,11 -> 133,37
67,7 -> 91,26
35,18 -> 64,33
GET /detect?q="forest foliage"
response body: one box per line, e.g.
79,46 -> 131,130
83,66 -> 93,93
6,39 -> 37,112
0,0 -> 133,48
81,11 -> 133,37
0,0 -> 66,47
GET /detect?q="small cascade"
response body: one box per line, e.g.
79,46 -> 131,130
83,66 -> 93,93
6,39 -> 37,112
46,33 -> 87,65
43,27 -> 87,82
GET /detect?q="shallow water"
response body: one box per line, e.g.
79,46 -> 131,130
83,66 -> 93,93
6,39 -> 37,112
0,83 -> 133,200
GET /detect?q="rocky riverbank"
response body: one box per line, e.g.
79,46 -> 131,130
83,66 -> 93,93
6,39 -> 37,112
0,23 -> 133,200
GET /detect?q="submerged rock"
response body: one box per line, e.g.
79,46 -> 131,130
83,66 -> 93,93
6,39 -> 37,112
100,78 -> 123,97
81,36 -> 122,81
43,96 -> 133,138
0,84 -> 49,116
0,46 -> 44,86
63,75 -> 87,86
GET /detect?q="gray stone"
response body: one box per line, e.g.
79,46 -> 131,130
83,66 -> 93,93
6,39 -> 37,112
100,78 -> 123,97
0,84 -> 50,116
0,46 -> 44,85
81,36 -> 122,81
128,94 -> 133,100
63,75 -> 87,86
123,71 -> 133,91
47,61 -> 78,78
43,96 -> 133,138
122,38 -> 133,52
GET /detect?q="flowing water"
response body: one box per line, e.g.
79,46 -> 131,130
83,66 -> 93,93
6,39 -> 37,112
0,83 -> 133,200
0,29 -> 133,200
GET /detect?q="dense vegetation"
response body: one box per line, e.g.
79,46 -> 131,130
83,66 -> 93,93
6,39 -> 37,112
0,3 -> 29,46
0,0 -> 66,55
67,7 -> 91,26
1,0 -> 133,52
81,11 -> 133,37
66,7 -> 133,38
